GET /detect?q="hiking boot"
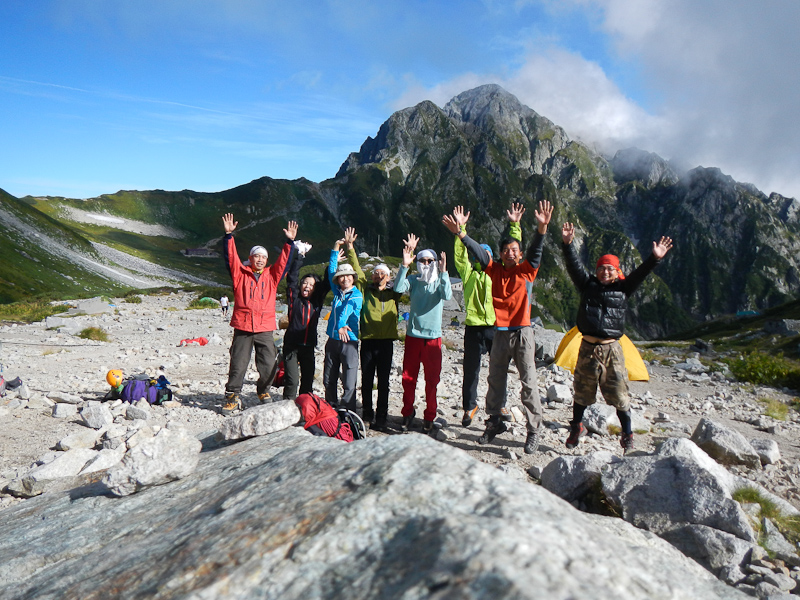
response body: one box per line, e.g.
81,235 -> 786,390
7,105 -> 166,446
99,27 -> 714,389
373,417 -> 387,432
500,407 -> 513,422
462,406 -> 479,428
478,417 -> 507,445
620,432 -> 634,452
362,408 -> 375,425
221,393 -> 241,415
400,410 -> 416,432
422,420 -> 434,435
565,422 -> 587,449
524,430 -> 540,455
257,393 -> 270,404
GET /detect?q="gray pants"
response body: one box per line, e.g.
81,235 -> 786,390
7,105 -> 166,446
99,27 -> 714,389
225,329 -> 277,396
485,327 -> 542,432
323,338 -> 359,411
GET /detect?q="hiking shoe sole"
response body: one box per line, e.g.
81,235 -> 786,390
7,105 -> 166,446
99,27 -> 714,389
500,407 -> 513,422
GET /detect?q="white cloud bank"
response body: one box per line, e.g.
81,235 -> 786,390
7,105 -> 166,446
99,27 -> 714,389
396,0 -> 800,199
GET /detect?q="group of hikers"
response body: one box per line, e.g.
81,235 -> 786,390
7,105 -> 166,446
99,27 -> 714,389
219,201 -> 672,454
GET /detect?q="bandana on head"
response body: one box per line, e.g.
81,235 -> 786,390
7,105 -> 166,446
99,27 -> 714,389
249,246 -> 268,259
596,254 -> 625,280
373,263 -> 390,276
416,249 -> 439,285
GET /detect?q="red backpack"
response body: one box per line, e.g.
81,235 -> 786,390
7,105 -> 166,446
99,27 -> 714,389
294,393 -> 354,442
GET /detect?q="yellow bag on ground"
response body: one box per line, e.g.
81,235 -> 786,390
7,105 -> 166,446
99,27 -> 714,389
553,327 -> 649,381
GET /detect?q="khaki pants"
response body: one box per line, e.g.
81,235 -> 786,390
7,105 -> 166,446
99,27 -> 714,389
573,339 -> 630,411
225,329 -> 277,396
485,327 -> 541,432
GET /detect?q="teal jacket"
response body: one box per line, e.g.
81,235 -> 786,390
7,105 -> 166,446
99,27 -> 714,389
394,265 -> 453,339
453,221 -> 521,327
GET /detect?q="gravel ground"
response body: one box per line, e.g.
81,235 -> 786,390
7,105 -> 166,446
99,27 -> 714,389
2,292 -> 800,511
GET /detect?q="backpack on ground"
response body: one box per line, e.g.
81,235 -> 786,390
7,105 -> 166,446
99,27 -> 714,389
294,392 -> 365,442
112,374 -> 173,405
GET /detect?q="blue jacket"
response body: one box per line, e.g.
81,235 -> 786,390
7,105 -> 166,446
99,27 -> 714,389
326,250 -> 363,341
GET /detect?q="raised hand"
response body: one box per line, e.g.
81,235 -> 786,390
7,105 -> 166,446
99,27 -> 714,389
333,238 -> 345,251
453,205 -> 469,227
343,227 -> 358,249
534,201 -> 553,230
222,213 -> 238,234
439,250 -> 447,272
404,233 -> 419,254
562,222 -> 575,245
401,243 -> 415,267
284,220 -> 298,241
442,214 -> 460,235
652,236 -> 673,259
507,202 -> 526,223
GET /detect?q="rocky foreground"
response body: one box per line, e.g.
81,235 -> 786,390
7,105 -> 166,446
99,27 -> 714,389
1,292 -> 800,598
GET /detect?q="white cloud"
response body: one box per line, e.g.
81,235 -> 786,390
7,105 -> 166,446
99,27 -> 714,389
395,0 -> 800,198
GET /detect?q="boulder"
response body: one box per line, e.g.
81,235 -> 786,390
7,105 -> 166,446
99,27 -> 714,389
749,438 -> 781,465
80,402 -> 114,430
55,429 -> 102,451
690,418 -> 761,469
540,451 -> 619,503
216,400 -> 302,441
659,524 -> 754,574
583,404 -> 650,435
0,430 -> 744,599
103,428 -> 202,496
47,391 -> 83,405
125,400 -> 151,421
79,447 -> 126,475
601,440 -> 756,542
546,384 -> 572,404
25,448 -> 98,481
52,403 -> 78,419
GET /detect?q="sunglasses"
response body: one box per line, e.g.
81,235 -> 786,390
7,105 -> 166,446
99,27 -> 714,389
418,258 -> 435,264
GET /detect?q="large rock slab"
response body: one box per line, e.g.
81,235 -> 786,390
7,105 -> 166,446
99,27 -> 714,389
217,400 -> 302,440
690,418 -> 761,469
0,430 -> 745,599
102,427 -> 202,496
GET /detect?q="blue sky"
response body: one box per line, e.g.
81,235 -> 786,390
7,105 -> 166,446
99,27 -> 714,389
2,0 -> 799,199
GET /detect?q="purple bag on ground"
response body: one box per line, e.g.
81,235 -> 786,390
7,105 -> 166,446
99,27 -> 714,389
120,374 -> 172,404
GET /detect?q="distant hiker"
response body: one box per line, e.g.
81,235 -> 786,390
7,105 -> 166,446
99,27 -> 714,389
323,237 -> 363,412
220,295 -> 229,317
457,201 -> 552,454
561,222 -> 673,452
343,227 -> 402,430
443,206 -> 521,428
221,212 -> 296,415
283,241 -> 331,401
393,234 -> 453,434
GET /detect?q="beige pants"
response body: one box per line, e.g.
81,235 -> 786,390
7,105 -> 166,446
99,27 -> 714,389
573,339 -> 630,411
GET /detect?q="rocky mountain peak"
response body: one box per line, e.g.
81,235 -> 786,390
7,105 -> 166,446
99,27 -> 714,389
610,147 -> 679,188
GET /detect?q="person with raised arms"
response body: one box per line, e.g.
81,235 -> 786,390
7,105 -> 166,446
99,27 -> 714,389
454,201 -> 552,454
220,213 -> 296,414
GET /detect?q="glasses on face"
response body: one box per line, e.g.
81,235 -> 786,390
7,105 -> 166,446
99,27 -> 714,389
596,266 -> 616,273
418,258 -> 434,264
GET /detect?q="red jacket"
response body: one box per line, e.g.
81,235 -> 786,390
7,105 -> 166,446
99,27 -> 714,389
224,234 -> 292,333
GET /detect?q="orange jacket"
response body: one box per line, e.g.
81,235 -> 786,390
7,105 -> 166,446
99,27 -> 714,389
224,234 -> 292,333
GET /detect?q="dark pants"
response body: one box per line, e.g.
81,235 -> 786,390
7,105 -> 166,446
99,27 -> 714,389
361,338 -> 394,421
225,329 -> 277,396
462,325 -> 494,412
323,338 -> 359,411
283,343 -> 316,400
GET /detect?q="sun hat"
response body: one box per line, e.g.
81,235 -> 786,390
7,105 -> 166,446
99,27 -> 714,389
333,263 -> 357,280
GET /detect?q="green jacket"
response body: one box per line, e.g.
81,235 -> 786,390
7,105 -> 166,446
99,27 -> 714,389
454,221 -> 521,327
348,246 -> 401,340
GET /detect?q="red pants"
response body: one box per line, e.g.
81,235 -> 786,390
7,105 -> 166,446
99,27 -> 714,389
401,335 -> 442,422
